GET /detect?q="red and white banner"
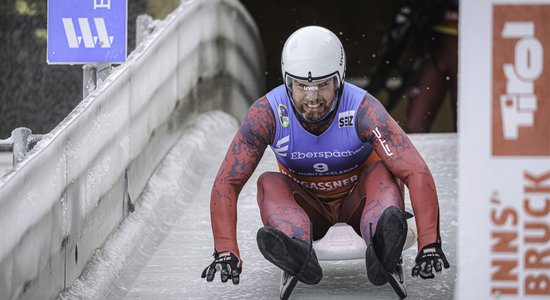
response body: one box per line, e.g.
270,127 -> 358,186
492,5 -> 550,156
459,1 -> 550,299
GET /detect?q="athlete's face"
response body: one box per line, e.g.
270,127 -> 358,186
291,77 -> 336,121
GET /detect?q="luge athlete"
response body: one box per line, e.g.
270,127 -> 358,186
201,26 -> 450,298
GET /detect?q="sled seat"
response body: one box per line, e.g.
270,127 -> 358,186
312,214 -> 417,261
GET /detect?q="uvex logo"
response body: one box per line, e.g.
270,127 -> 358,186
62,18 -> 114,48
492,5 -> 550,156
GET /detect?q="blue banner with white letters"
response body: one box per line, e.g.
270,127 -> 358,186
47,0 -> 127,64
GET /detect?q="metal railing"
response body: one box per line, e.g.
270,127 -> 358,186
0,127 -> 43,166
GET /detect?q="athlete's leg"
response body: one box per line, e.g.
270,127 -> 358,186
339,161 -> 404,244
340,161 -> 407,289
256,172 -> 332,242
256,172 -> 325,285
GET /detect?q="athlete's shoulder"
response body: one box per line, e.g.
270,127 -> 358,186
356,88 -> 384,109
240,96 -> 276,146
355,92 -> 391,142
246,96 -> 275,124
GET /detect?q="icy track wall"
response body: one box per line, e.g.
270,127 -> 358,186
0,0 -> 264,299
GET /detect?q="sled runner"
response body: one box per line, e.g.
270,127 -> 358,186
279,236 -> 314,300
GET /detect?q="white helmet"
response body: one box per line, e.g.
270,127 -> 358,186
281,26 -> 346,121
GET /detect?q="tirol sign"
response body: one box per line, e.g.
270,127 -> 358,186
492,5 -> 550,156
47,0 -> 127,64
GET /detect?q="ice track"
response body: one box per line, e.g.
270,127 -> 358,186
58,111 -> 457,300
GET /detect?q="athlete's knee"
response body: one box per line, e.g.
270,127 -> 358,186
370,163 -> 402,193
360,161 -> 392,181
257,172 -> 296,206
358,163 -> 403,209
257,172 -> 291,188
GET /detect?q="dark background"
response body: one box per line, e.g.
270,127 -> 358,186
0,0 -> 455,138
239,0 -> 456,133
240,0 -> 398,90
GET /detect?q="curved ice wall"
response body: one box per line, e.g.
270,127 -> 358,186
0,1 -> 265,299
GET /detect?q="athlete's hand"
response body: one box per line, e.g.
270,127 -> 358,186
201,252 -> 242,284
411,243 -> 450,279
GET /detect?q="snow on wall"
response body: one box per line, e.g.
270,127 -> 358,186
0,0 -> 264,299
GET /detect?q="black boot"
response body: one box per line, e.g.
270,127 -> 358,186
365,206 -> 408,298
257,226 -> 322,285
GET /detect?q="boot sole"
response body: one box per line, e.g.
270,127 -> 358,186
257,227 -> 322,284
366,206 -> 407,285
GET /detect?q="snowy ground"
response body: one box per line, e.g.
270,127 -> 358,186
58,111 -> 457,300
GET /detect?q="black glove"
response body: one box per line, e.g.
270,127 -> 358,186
201,252 -> 242,284
411,243 -> 450,279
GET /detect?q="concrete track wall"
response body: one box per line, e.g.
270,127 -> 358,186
0,1 -> 264,299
